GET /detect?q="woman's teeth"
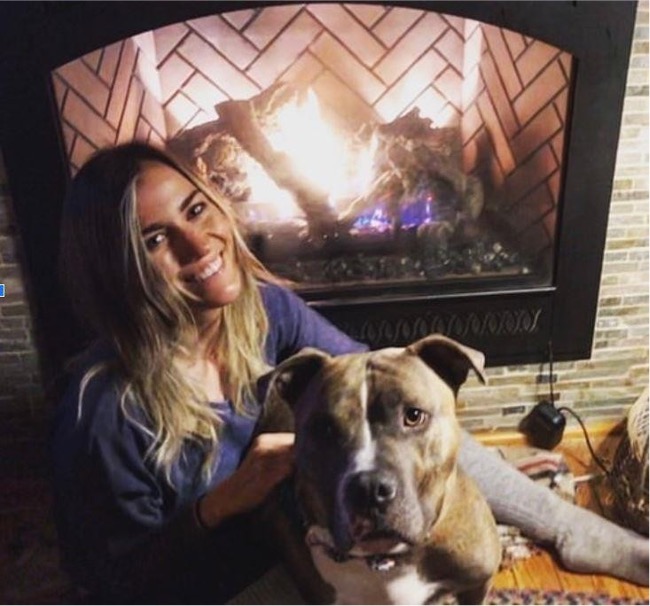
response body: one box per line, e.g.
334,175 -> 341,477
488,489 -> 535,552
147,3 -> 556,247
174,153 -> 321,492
192,257 -> 223,283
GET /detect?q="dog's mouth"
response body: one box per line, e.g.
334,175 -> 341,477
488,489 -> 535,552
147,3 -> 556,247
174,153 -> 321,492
346,509 -> 416,551
306,525 -> 412,564
347,529 -> 412,557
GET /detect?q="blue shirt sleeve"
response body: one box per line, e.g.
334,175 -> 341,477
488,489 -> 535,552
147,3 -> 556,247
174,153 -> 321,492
260,282 -> 368,365
52,362 -> 174,589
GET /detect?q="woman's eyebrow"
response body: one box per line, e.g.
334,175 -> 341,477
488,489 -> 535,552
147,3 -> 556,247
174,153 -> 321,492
140,189 -> 201,236
178,188 -> 201,213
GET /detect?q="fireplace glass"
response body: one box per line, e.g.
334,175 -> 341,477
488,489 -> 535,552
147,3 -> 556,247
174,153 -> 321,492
52,3 -> 571,303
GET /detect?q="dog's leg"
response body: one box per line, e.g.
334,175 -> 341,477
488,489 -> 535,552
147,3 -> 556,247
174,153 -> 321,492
258,496 -> 335,604
255,394 -> 335,603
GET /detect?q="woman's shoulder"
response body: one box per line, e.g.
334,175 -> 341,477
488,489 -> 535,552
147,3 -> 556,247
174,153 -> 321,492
54,342 -> 143,445
259,281 -> 304,314
62,341 -> 121,401
258,281 -> 368,362
63,340 -> 117,380
258,281 -> 316,344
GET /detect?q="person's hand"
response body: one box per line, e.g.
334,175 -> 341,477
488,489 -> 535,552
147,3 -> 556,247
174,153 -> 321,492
197,432 -> 295,529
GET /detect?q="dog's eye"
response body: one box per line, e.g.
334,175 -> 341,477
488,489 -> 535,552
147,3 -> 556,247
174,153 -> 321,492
403,407 -> 428,428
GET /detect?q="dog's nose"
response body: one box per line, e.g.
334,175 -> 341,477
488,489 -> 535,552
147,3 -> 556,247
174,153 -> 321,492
347,470 -> 398,511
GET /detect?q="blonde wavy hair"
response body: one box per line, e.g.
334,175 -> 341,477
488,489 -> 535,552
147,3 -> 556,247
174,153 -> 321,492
60,142 -> 281,483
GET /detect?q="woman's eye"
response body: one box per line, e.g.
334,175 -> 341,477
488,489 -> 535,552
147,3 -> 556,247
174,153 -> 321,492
188,201 -> 206,218
144,232 -> 165,251
403,407 -> 428,428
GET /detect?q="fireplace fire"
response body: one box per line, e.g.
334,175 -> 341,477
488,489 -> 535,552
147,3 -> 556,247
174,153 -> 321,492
170,83 -> 527,293
0,1 -> 637,376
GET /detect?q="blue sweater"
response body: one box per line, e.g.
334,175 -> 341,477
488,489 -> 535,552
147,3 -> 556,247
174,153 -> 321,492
51,284 -> 366,602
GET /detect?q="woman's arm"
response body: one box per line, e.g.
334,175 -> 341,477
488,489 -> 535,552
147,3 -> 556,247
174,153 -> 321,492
97,433 -> 296,602
52,369 -> 293,602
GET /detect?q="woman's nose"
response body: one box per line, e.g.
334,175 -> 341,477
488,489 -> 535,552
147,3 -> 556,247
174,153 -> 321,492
175,226 -> 210,262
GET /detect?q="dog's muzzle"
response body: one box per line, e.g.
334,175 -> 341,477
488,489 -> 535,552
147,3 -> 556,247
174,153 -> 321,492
346,469 -> 398,513
341,469 -> 404,542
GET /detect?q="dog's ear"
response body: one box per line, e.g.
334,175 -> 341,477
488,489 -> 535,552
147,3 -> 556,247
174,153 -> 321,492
407,334 -> 486,394
269,348 -> 331,408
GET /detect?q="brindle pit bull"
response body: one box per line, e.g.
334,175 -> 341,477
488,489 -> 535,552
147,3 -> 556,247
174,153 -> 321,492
260,334 -> 502,605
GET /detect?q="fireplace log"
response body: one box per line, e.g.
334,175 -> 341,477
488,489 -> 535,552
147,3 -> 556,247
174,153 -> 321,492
215,93 -> 338,238
339,111 -> 483,227
168,123 -> 253,204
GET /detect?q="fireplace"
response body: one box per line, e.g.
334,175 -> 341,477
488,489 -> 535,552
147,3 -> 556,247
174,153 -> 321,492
0,1 -> 637,380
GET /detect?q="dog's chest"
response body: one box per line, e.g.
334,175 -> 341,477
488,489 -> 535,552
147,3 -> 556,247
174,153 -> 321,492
309,544 -> 444,605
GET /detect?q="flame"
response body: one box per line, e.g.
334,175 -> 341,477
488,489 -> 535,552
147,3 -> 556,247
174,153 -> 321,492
335,133 -> 379,204
254,89 -> 378,214
240,154 -> 301,220
236,88 -> 445,234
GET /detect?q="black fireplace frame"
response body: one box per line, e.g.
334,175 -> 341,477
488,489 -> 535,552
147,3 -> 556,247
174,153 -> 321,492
0,1 -> 637,381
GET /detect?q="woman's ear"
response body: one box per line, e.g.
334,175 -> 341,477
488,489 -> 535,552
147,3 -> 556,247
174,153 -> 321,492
269,347 -> 331,409
406,334 -> 486,395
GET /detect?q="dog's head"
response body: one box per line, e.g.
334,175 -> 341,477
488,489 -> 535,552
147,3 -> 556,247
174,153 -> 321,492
268,334 -> 485,559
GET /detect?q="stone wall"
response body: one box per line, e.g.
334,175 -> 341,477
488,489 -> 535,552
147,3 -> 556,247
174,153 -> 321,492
460,0 -> 649,430
0,150 -> 47,467
0,1 -> 647,438
0,151 -> 45,414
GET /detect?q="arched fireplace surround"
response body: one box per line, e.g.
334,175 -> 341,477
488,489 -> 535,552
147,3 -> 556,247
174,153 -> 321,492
0,1 -> 637,381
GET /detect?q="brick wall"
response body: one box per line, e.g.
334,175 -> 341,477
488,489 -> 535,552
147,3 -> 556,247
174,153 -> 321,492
0,150 -> 47,468
0,1 -> 647,438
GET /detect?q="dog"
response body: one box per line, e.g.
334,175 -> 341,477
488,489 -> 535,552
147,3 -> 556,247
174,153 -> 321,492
259,334 -> 502,605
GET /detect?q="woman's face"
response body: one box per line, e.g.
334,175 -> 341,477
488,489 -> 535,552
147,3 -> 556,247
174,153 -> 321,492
136,162 -> 242,316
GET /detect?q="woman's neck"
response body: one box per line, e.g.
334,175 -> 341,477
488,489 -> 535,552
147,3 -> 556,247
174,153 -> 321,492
182,357 -> 225,403
179,309 -> 226,402
191,300 -> 223,328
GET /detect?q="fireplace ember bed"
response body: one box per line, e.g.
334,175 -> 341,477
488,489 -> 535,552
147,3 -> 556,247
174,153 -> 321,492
0,1 -> 637,381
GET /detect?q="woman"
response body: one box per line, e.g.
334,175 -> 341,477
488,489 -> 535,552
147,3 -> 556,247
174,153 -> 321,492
52,142 -> 648,603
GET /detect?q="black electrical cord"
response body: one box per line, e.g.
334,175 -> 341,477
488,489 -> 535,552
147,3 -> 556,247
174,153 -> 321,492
557,405 -> 611,476
547,340 -> 612,477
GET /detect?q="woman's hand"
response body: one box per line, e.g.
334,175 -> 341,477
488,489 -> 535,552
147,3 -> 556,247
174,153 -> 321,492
197,432 -> 295,529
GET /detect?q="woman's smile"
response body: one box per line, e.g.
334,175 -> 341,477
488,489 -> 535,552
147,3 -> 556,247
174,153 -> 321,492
181,253 -> 224,284
187,257 -> 224,283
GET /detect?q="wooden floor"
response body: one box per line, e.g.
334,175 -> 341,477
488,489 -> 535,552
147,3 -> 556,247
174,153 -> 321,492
484,425 -> 649,602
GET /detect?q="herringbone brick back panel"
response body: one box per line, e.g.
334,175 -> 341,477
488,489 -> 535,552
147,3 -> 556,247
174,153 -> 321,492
461,23 -> 570,256
53,38 -> 164,172
52,2 -> 570,253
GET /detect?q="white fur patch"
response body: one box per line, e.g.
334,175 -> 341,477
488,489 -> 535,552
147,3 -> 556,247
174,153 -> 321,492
352,380 -> 375,474
384,567 -> 443,605
306,526 -> 445,604
336,377 -> 376,519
